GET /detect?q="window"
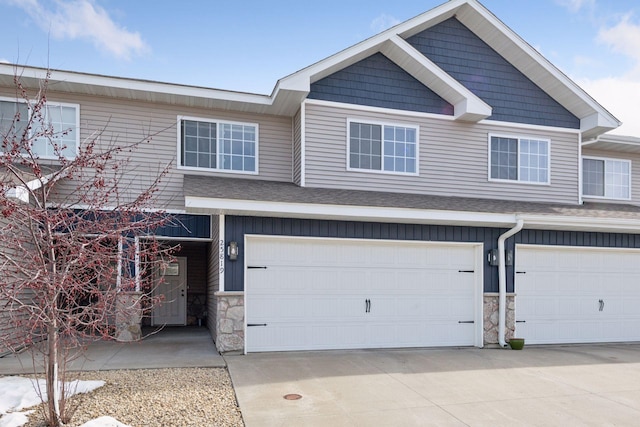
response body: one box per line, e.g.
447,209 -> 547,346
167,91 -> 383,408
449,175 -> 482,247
34,104 -> 78,158
0,100 -> 28,138
489,135 -> 549,184
0,99 -> 78,159
348,120 -> 417,174
179,117 -> 257,173
583,157 -> 630,199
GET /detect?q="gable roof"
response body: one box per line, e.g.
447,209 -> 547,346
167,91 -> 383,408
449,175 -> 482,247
276,0 -> 620,137
0,0 -> 620,138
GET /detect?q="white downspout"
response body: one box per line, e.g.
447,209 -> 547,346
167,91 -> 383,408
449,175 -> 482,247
498,219 -> 524,347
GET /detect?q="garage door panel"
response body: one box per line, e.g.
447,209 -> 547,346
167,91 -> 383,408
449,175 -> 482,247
246,237 -> 480,352
623,299 -> 640,315
311,297 -> 366,319
517,246 -> 640,345
312,324 -> 367,349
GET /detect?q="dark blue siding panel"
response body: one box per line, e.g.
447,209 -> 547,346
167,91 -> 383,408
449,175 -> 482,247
406,18 -> 580,128
224,216 -> 640,295
224,216 -> 504,293
308,52 -> 454,115
515,230 -> 640,249
155,214 -> 211,239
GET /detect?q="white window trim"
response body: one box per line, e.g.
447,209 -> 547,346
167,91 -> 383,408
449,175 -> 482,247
582,155 -> 632,201
177,115 -> 259,175
487,133 -> 551,186
0,96 -> 80,159
346,118 -> 419,176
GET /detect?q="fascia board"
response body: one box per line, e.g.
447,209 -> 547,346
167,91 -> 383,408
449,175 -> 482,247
184,196 -> 516,227
521,214 -> 640,233
581,135 -> 640,154
276,0 -> 466,93
381,36 -> 491,121
580,112 -> 620,137
186,196 -> 640,234
0,63 -> 273,106
453,2 -> 620,133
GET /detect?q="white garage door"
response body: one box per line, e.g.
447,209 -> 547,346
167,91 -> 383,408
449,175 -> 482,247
245,236 -> 482,352
516,245 -> 640,344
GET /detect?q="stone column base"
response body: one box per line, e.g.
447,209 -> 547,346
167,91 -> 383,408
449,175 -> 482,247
115,291 -> 143,342
215,292 -> 244,352
483,293 -> 515,345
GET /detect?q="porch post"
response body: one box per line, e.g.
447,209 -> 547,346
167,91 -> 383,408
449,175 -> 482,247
115,236 -> 143,342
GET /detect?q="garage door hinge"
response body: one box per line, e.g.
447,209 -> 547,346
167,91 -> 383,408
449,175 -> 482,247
458,270 -> 474,273
247,266 -> 268,269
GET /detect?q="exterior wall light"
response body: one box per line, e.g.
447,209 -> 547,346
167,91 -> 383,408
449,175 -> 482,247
227,241 -> 239,261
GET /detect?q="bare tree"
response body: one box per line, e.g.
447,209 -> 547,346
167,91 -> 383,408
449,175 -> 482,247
0,70 -> 176,426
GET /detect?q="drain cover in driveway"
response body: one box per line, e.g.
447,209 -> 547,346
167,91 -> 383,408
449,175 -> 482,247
283,394 -> 302,400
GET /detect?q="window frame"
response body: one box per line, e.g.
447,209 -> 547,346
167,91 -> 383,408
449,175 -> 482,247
582,156 -> 632,201
487,133 -> 551,185
346,118 -> 419,176
0,97 -> 80,160
177,115 -> 259,175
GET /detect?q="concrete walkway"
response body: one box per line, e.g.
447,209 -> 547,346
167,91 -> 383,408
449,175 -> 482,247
226,344 -> 640,426
0,327 -> 224,375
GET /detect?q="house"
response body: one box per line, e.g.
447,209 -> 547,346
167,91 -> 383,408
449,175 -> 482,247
1,0 -> 640,354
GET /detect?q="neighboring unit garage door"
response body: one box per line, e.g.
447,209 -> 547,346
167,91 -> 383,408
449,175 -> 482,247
245,236 -> 482,352
516,245 -> 640,344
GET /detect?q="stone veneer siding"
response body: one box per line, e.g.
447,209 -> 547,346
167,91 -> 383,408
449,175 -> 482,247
215,291 -> 244,352
483,293 -> 516,345
214,291 -> 516,351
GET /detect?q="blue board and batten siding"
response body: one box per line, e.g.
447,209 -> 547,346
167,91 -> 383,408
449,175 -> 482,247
308,18 -> 580,129
155,214 -> 211,239
406,18 -> 580,128
224,216 -> 640,294
308,52 -> 454,115
225,216 -> 507,293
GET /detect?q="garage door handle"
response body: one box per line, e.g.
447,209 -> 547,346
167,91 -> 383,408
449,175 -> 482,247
458,270 -> 475,273
458,321 -> 474,324
247,323 -> 267,327
248,266 -> 268,269
516,320 -> 526,323
599,299 -> 605,311
365,299 -> 371,313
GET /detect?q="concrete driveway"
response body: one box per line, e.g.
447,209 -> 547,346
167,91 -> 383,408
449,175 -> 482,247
226,344 -> 640,426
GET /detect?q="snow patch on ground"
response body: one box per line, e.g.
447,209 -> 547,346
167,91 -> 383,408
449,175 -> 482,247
0,376 -> 125,427
79,416 -> 131,427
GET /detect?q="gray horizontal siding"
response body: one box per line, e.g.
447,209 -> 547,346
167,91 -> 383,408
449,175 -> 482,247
308,52 -> 454,115
304,102 -> 580,204
582,148 -> 640,205
406,18 -> 580,129
0,87 -> 293,211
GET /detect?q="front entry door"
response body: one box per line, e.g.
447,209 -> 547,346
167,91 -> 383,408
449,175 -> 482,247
152,257 -> 187,325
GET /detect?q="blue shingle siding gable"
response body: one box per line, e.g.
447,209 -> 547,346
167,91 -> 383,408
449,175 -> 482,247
406,18 -> 580,129
308,52 -> 454,115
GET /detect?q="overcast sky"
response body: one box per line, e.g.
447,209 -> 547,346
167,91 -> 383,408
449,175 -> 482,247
1,0 -> 639,136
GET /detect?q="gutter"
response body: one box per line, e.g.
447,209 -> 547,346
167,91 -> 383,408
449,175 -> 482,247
497,218 -> 524,348
5,172 -> 59,203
